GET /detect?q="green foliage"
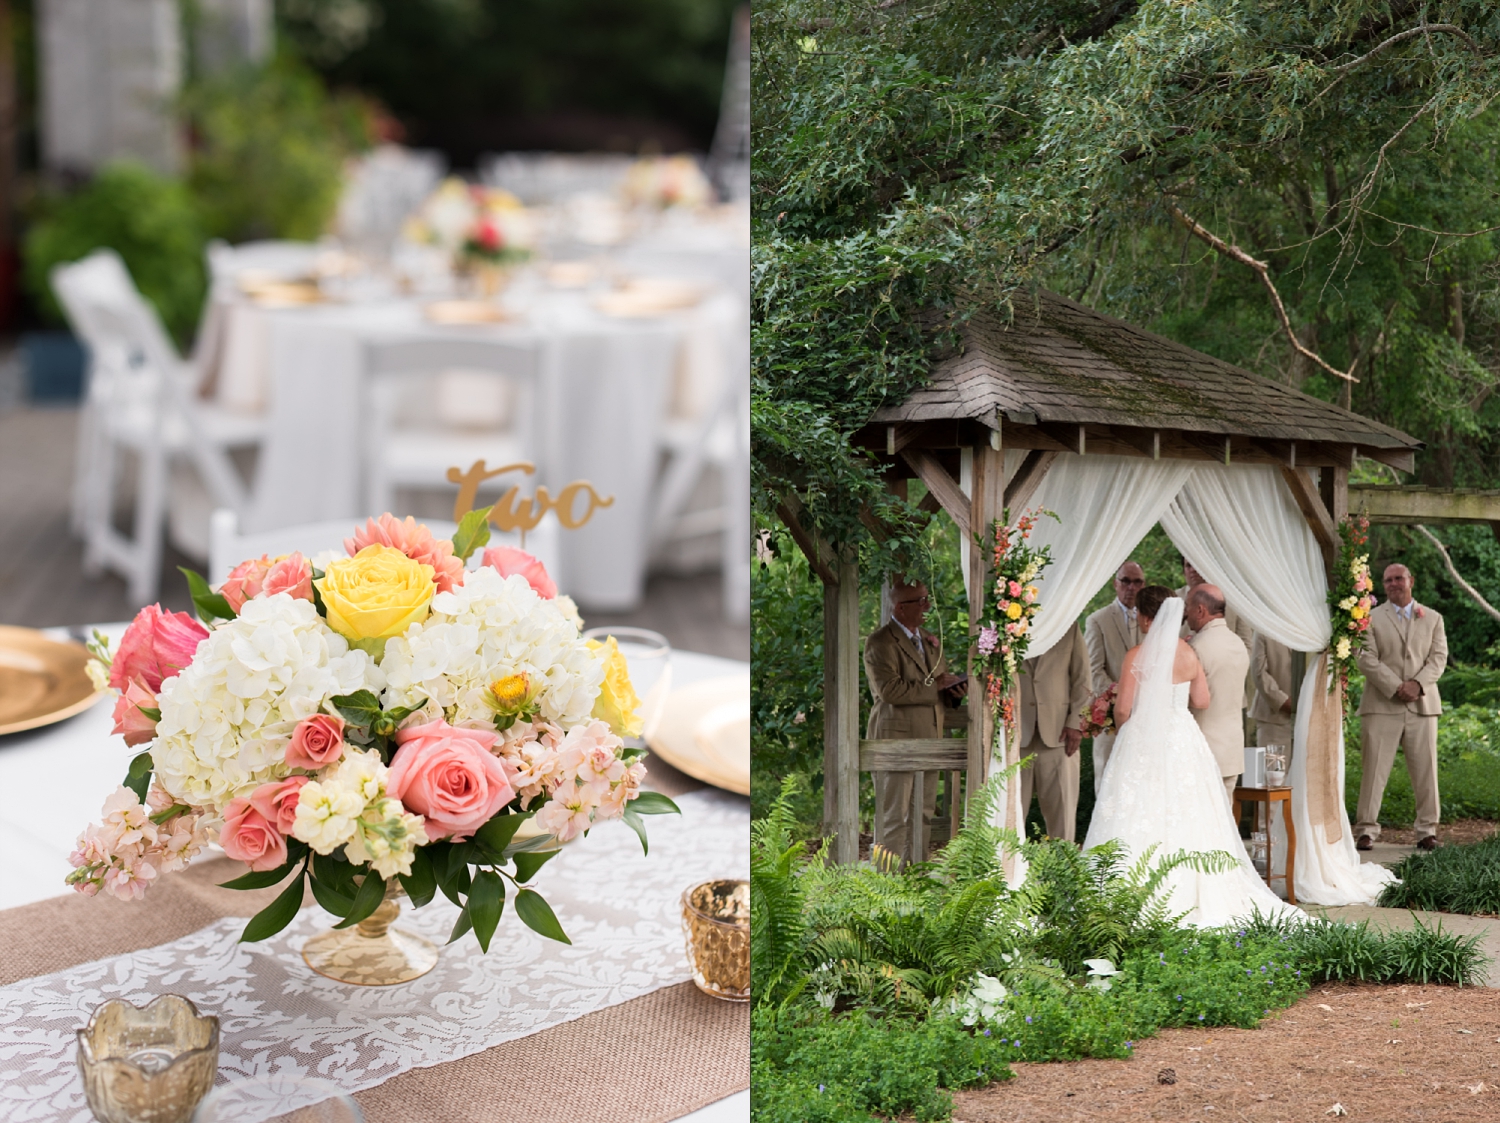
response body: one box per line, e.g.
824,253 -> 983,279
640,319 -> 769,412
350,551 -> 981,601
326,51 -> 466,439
24,164 -> 208,344
184,58 -> 371,243
1344,709 -> 1500,825
752,777 -> 815,1009
751,1007 -> 1013,1123
1243,911 -> 1487,987
1379,834 -> 1500,917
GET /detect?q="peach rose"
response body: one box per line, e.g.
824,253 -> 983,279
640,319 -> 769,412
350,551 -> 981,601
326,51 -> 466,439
285,713 -> 346,770
346,513 -> 465,594
480,546 -> 556,599
219,797 -> 287,872
388,719 -> 516,841
110,678 -> 159,747
248,775 -> 309,836
262,552 -> 314,602
110,605 -> 209,693
219,556 -> 275,612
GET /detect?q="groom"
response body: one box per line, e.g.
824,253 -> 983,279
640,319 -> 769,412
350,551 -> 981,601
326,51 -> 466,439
1187,584 -> 1250,802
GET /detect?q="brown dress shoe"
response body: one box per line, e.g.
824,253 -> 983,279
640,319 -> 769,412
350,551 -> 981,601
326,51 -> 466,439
1417,835 -> 1439,852
1356,835 -> 1374,851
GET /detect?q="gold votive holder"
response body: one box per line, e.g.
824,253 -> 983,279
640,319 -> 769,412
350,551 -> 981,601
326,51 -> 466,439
681,879 -> 749,1002
76,995 -> 219,1123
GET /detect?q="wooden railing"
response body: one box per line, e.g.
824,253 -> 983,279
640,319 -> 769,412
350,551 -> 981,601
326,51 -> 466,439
858,738 -> 971,865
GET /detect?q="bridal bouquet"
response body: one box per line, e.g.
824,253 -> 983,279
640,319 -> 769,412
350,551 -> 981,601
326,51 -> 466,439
1078,683 -> 1118,739
1329,515 -> 1375,705
68,510 -> 676,951
974,507 -> 1055,733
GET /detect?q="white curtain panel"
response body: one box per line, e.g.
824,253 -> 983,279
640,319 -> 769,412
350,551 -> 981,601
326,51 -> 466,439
1018,454 -> 1197,659
1159,464 -> 1332,652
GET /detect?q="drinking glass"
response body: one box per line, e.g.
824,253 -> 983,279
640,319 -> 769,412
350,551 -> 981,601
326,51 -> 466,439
582,626 -> 672,740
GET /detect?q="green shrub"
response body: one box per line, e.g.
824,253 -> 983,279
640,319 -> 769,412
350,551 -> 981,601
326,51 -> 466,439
751,1007 -> 1012,1123
1242,911 -> 1486,986
1379,834 -> 1500,917
24,164 -> 208,344
1344,710 -> 1500,825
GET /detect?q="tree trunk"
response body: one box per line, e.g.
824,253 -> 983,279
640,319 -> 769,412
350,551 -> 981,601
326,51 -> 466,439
1446,280 -> 1465,348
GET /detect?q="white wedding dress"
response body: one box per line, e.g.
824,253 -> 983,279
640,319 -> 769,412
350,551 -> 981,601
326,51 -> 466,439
1082,597 -> 1303,928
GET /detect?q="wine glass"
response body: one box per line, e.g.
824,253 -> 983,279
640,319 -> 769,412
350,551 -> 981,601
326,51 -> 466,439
582,626 -> 672,740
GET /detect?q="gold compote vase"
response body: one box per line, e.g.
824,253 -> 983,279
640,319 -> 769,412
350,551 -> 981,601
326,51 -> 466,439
301,882 -> 438,987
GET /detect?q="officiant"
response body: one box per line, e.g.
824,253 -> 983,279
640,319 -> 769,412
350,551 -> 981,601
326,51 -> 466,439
1186,584 -> 1251,802
1084,560 -> 1145,792
1017,624 -> 1091,842
863,577 -> 967,863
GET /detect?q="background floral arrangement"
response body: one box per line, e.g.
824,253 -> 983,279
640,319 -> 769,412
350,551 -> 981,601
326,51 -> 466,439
1329,514 -> 1376,707
404,178 -> 535,268
70,508 -> 676,950
1078,682 -> 1118,740
974,508 -> 1055,736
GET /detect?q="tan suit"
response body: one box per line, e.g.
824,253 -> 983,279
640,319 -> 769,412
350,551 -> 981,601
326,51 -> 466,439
1017,625 -> 1090,841
1179,585 -> 1256,719
1248,632 -> 1294,750
1084,600 -> 1139,792
1190,617 -> 1251,802
1354,601 -> 1448,841
864,620 -> 946,862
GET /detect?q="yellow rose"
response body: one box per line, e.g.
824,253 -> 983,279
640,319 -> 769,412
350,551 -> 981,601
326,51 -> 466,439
1005,601 -> 1024,621
1350,605 -> 1367,620
316,545 -> 435,655
587,636 -> 643,737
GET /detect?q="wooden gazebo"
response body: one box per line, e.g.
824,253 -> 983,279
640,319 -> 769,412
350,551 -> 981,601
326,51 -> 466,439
778,288 -> 1427,863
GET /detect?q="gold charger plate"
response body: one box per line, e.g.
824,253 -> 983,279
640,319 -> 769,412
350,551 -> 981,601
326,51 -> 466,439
0,626 -> 105,736
423,300 -> 517,325
647,674 -> 750,795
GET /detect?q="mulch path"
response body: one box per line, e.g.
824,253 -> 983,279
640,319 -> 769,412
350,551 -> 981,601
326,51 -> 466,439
1377,820 -> 1498,847
951,983 -> 1500,1122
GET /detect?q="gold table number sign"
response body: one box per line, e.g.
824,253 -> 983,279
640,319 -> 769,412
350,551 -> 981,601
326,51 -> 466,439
447,460 -> 614,532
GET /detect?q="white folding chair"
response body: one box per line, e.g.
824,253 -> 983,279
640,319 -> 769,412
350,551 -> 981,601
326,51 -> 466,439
362,336 -> 545,519
53,250 -> 263,605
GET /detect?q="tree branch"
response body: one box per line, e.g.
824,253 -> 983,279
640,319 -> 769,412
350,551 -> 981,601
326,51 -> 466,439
1165,201 -> 1358,383
1329,22 -> 1480,74
1413,524 -> 1500,624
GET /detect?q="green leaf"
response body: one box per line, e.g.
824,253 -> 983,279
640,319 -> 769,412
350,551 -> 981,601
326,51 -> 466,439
630,791 -> 681,816
330,690 -> 384,730
398,845 -> 437,908
308,872 -> 355,917
451,505 -> 494,562
312,850 -> 357,894
468,869 -> 505,952
179,566 -> 236,622
123,752 -> 153,802
448,903 -> 474,944
239,867 -> 307,942
219,855 -> 300,891
137,705 -> 162,722
622,806 -> 650,856
334,869 -> 387,929
473,811 -> 533,859
512,848 -> 559,883
515,888 -> 571,944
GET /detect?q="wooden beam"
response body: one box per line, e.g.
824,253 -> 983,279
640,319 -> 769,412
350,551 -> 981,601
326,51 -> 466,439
860,739 -> 969,772
1351,484 -> 1500,526
832,553 -> 861,864
902,449 -> 971,536
966,445 -> 1004,817
1321,465 -> 1349,526
822,580 -> 840,837
1360,445 -> 1416,474
1281,466 -> 1339,579
775,495 -> 838,587
916,491 -> 943,516
1004,449 -> 1057,512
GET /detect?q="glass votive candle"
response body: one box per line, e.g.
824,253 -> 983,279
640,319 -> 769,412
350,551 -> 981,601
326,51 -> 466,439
76,995 -> 219,1123
681,879 -> 750,1002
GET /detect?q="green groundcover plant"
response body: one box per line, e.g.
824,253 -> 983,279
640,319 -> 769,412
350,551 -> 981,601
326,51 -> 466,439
752,779 -> 1489,1123
1379,834 -> 1500,916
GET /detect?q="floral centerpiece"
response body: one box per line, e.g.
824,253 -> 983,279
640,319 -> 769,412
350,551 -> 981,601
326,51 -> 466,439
69,510 -> 676,959
1329,514 -> 1375,707
974,508 -> 1055,736
405,178 -> 535,283
621,156 -> 714,209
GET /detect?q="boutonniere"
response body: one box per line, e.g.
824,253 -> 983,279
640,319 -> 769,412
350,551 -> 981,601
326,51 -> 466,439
1414,605 -> 1425,619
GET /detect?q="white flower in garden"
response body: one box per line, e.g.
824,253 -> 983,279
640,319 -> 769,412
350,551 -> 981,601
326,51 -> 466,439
380,567 -> 603,728
153,596 -> 381,812
951,972 -> 1011,1026
1084,957 -> 1120,993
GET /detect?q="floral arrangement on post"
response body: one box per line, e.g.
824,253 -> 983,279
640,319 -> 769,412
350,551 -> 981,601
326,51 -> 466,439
974,508 -> 1055,736
1328,514 -> 1375,707
69,509 -> 677,952
1078,683 -> 1118,740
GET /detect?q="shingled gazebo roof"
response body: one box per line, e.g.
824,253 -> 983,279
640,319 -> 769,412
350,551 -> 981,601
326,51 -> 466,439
862,289 -> 1421,468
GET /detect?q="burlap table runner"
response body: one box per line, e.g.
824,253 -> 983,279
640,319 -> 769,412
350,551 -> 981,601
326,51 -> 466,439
0,769 -> 748,1123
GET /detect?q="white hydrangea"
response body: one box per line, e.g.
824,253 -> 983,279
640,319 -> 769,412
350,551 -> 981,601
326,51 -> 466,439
379,567 -> 603,727
153,595 -> 382,812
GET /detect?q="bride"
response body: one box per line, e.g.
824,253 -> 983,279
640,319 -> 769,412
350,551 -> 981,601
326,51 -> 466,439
1082,587 -> 1302,927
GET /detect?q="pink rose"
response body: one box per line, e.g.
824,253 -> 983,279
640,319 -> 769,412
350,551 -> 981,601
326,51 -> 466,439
219,556 -> 274,613
285,713 -> 346,770
110,678 -> 159,747
248,776 -> 309,836
388,719 -> 516,840
262,552 -> 314,602
346,514 -> 465,594
110,605 -> 209,693
219,797 -> 287,872
480,546 -> 557,599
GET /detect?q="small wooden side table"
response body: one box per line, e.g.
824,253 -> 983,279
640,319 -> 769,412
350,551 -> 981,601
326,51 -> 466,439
1231,785 -> 1297,905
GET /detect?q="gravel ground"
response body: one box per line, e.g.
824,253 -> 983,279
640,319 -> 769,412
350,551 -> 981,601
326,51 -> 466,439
952,982 -> 1500,1122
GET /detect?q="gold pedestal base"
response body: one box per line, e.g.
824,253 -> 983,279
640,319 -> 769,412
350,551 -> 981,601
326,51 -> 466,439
301,899 -> 439,986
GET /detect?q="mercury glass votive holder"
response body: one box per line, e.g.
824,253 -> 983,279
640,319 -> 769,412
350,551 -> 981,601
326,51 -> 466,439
76,995 -> 219,1123
681,879 -> 750,1002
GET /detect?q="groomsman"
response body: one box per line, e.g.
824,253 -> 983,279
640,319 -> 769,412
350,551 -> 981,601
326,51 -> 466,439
1017,625 -> 1091,841
1249,632 -> 1295,749
1084,561 -> 1144,792
864,578 -> 967,864
1355,564 -> 1448,852
1186,584 -> 1251,803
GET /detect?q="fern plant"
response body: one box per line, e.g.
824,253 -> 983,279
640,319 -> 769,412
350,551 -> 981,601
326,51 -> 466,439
751,776 -> 815,1008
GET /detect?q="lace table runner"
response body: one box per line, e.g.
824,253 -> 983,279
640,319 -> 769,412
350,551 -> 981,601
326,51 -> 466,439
0,790 -> 747,1122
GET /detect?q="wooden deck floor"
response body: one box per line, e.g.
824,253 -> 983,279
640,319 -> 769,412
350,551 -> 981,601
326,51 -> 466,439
0,405 -> 748,660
